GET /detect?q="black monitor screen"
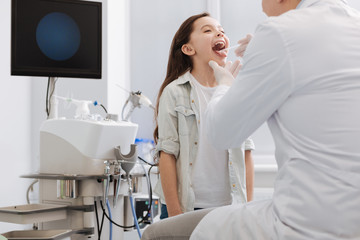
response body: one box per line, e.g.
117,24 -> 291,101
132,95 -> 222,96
11,0 -> 102,79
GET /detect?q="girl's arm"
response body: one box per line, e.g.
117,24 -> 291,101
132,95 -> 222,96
159,151 -> 183,217
245,150 -> 254,202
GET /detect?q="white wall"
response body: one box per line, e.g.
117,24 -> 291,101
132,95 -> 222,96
107,0 -> 131,114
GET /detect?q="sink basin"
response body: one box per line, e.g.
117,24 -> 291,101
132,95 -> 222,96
2,229 -> 72,240
0,204 -> 67,224
39,119 -> 138,175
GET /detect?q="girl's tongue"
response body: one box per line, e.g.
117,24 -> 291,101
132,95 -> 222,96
212,42 -> 227,57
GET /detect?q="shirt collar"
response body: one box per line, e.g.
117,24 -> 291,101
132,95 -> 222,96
176,70 -> 192,85
296,0 -> 348,9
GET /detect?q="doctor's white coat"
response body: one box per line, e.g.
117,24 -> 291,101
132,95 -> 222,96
191,0 -> 360,239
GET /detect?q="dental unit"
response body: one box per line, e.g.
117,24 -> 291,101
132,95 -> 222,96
0,93 -> 157,240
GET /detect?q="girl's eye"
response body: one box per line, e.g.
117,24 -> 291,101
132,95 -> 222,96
204,29 -> 211,33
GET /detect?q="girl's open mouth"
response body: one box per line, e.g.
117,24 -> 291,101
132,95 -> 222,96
212,41 -> 227,57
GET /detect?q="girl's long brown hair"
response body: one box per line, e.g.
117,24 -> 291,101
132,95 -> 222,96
153,12 -> 210,144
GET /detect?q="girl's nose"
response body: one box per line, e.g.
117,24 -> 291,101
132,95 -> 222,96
217,32 -> 224,37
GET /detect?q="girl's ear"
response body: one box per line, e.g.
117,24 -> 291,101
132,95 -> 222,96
181,44 -> 195,56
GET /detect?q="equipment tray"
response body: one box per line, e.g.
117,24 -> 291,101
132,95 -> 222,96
0,204 -> 67,224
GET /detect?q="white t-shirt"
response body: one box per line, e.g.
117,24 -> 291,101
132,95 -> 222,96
190,75 -> 232,208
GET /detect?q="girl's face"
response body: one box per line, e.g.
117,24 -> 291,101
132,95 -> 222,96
182,16 -> 230,66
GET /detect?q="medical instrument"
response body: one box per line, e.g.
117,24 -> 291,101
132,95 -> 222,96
115,83 -> 155,121
53,95 -> 108,119
220,43 -> 240,52
115,84 -> 154,108
0,90 -> 156,239
121,90 -> 155,121
114,144 -> 143,238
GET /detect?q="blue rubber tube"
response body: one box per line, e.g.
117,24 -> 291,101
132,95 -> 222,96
106,199 -> 113,240
129,193 -> 142,239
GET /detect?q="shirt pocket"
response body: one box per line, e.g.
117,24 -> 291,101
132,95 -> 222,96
175,105 -> 196,136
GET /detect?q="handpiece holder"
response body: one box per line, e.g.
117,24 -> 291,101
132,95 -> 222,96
114,144 -> 138,176
103,161 -> 111,203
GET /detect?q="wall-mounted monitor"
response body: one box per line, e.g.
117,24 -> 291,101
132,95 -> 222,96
11,0 -> 102,79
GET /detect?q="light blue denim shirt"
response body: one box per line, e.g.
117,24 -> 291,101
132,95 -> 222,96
154,71 -> 255,213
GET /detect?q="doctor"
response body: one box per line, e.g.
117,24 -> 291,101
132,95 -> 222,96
142,0 -> 360,239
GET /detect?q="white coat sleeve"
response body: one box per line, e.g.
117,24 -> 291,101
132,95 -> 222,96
206,21 -> 295,149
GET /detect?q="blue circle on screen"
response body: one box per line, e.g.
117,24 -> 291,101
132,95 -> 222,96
36,12 -> 80,61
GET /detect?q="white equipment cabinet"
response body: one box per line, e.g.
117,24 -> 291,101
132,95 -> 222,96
0,119 -> 138,240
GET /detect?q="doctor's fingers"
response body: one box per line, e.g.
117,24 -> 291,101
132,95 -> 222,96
234,44 -> 247,57
235,34 -> 253,57
224,59 -> 242,78
223,60 -> 242,77
229,59 -> 242,78
223,60 -> 242,78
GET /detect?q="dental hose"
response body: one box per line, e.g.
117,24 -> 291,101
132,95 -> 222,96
106,199 -> 113,240
128,179 -> 142,239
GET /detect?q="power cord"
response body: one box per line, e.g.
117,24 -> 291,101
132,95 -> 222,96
45,76 -> 58,118
94,201 -> 105,240
99,200 -> 135,229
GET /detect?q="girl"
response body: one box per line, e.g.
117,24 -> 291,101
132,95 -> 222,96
153,12 -> 255,219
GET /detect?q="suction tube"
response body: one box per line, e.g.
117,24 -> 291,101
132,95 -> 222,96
129,191 -> 142,239
106,199 -> 113,240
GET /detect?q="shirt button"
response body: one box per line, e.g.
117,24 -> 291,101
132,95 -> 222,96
229,161 -> 232,165
189,163 -> 193,166
232,184 -> 236,188
192,99 -> 195,103
194,142 -> 197,145
198,120 -> 200,124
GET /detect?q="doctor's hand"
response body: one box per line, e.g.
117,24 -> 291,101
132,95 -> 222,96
209,59 -> 242,86
235,34 -> 253,57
